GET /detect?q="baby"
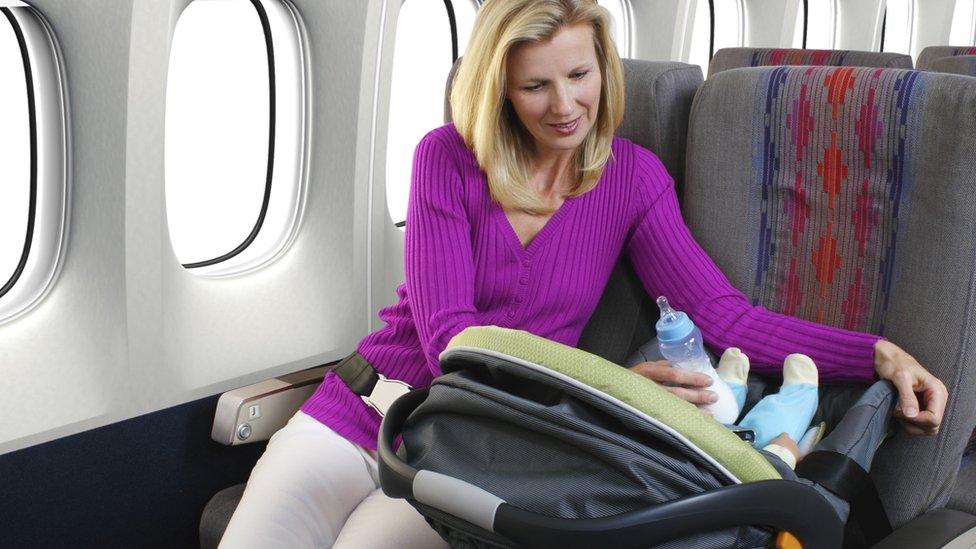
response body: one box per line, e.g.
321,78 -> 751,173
716,348 -> 820,469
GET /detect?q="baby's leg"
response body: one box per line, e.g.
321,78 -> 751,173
738,354 -> 819,448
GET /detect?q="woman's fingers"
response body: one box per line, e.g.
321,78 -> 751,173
891,370 -> 921,418
665,386 -> 718,406
874,340 -> 949,435
630,361 -> 712,387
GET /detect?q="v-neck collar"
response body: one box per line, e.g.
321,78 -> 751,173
491,194 -> 580,257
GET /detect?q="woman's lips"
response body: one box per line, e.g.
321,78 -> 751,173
548,116 -> 581,136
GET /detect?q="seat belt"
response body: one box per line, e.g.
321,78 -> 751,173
331,352 -> 412,417
795,450 -> 893,548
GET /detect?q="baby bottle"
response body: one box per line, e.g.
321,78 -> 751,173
655,296 -> 740,424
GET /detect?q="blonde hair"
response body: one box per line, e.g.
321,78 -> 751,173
450,0 -> 625,214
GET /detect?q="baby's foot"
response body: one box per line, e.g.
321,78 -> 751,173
738,354 -> 820,448
717,348 -> 749,411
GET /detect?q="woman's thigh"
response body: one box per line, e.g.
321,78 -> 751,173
333,488 -> 450,549
219,412 -> 378,549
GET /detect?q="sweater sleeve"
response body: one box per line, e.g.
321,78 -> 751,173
404,131 -> 479,376
624,147 -> 880,383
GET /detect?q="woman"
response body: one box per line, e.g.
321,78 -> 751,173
221,0 -> 948,546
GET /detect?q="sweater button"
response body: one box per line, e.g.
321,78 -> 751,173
507,310 -> 516,318
518,277 -> 528,285
515,296 -> 524,304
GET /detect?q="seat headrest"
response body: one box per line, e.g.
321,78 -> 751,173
924,54 -> 976,76
917,45 -> 976,70
708,47 -> 913,78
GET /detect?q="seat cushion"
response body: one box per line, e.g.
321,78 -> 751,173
199,483 -> 245,549
708,47 -> 913,78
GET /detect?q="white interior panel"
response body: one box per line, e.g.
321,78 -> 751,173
0,0 -> 375,455
628,0 -> 696,61
915,0 -> 956,56
836,0 -> 885,50
743,0 -> 801,47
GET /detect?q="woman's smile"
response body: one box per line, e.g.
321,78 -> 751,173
548,116 -> 581,135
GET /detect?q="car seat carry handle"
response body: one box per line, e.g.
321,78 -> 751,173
378,389 -> 845,549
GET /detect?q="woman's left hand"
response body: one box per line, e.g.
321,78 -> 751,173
873,340 -> 949,435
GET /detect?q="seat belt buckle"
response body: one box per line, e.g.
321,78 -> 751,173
361,374 -> 412,417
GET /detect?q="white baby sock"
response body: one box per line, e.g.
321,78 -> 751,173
738,354 -> 819,448
717,347 -> 750,412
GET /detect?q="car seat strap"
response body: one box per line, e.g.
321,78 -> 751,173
795,450 -> 893,547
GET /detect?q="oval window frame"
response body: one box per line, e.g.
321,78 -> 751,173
164,0 -> 309,277
0,5 -> 68,325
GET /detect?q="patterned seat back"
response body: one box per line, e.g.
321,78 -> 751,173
683,65 -> 976,525
917,45 -> 976,70
708,47 -> 913,78
926,55 -> 976,77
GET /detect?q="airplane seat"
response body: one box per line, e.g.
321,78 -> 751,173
683,64 -> 976,530
917,45 -> 976,70
950,455 -> 976,512
925,55 -> 976,77
707,47 -> 913,78
199,58 -> 704,547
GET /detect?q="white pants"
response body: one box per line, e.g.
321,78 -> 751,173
219,411 -> 450,549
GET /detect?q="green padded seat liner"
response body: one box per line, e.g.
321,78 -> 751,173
443,326 -> 781,484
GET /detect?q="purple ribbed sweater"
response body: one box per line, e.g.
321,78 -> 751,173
301,124 -> 881,450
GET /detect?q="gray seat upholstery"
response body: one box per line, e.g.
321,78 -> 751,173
917,45 -> 976,70
683,65 -> 976,526
926,55 -> 976,77
200,483 -> 245,549
950,457 -> 976,512
200,59 -> 704,547
708,47 -> 913,78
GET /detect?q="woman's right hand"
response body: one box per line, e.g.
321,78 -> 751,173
629,360 -> 718,408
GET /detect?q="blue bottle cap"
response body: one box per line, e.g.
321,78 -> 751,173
655,296 -> 695,343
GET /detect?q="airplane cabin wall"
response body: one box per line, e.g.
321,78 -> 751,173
3,0 -> 972,457
0,0 -> 376,455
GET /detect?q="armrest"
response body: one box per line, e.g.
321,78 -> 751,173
873,508 -> 976,549
211,366 -> 329,445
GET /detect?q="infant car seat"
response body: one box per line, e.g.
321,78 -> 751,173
378,326 -> 896,549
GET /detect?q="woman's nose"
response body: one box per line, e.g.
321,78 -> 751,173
550,83 -> 575,116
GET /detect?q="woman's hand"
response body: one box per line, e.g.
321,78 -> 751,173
874,340 -> 948,435
629,360 -> 717,410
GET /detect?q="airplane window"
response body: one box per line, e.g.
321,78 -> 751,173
950,0 -> 976,45
0,4 -> 66,322
794,0 -> 806,48
805,0 -> 837,49
688,0 -> 743,74
881,0 -> 915,54
0,10 -> 31,299
688,0 -> 711,72
386,1 -> 475,229
166,0 -> 306,275
596,0 -> 631,57
714,0 -> 744,53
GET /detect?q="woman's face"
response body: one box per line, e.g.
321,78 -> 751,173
505,23 -> 602,159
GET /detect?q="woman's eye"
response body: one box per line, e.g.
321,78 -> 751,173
571,71 -> 589,80
523,84 -> 543,92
